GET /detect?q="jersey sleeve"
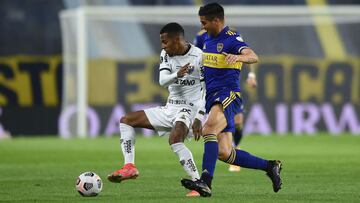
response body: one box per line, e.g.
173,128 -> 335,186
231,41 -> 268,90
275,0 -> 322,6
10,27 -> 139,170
193,35 -> 204,50
159,50 -> 177,87
230,33 -> 249,54
193,30 -> 206,50
159,50 -> 171,72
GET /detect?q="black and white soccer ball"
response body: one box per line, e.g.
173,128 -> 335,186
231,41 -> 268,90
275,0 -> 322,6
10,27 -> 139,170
76,172 -> 103,197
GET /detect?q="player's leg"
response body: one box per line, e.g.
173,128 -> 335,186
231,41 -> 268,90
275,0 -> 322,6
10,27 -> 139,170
217,132 -> 233,161
229,113 -> 243,172
217,133 -> 283,192
233,113 -> 243,147
200,104 -> 227,187
181,103 -> 227,197
217,94 -> 283,192
169,121 -> 200,181
120,110 -> 154,163
108,110 -> 153,183
216,95 -> 267,171
169,121 -> 201,197
119,110 -> 154,164
218,133 -> 268,170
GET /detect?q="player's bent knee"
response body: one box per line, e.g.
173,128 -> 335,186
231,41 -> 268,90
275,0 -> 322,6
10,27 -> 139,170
120,115 -> 134,126
205,119 -> 218,128
202,122 -> 219,135
119,115 -> 127,124
169,123 -> 187,145
119,115 -> 128,124
218,147 -> 231,161
169,136 -> 181,145
168,133 -> 185,145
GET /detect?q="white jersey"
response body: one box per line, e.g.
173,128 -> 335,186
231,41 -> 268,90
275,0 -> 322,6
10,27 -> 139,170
159,44 -> 203,103
143,44 -> 204,137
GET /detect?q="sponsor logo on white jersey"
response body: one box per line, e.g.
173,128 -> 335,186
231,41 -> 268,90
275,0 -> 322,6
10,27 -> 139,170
162,45 -> 203,103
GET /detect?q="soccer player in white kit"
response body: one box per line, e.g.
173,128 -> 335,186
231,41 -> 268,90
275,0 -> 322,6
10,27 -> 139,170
108,22 -> 205,197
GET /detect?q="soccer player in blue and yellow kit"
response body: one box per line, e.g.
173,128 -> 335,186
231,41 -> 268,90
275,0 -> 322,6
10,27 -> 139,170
194,28 -> 258,172
181,3 -> 283,197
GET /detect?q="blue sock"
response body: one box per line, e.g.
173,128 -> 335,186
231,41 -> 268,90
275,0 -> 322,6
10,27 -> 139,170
201,134 -> 218,187
225,148 -> 268,171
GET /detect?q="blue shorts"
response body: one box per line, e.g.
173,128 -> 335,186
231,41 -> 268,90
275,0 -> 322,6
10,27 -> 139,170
205,89 -> 243,133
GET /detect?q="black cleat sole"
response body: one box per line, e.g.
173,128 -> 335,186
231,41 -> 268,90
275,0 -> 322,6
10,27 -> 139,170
181,179 -> 212,197
266,160 -> 283,193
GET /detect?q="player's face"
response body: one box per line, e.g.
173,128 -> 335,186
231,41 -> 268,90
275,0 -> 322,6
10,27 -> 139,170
200,16 -> 221,36
160,33 -> 179,56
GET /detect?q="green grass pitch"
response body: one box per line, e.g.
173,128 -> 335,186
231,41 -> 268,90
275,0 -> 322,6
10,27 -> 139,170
0,134 -> 359,202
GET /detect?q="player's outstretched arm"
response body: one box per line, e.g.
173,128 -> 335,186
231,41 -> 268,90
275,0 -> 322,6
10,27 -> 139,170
159,68 -> 177,87
159,62 -> 190,87
223,48 -> 259,64
239,48 -> 258,64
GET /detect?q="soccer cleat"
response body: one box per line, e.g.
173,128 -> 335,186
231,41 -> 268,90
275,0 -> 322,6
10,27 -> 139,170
186,190 -> 200,197
181,179 -> 211,197
228,164 -> 241,172
266,160 -> 283,193
107,163 -> 139,183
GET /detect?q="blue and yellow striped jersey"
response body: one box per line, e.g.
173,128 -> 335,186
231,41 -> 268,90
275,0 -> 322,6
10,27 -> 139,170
194,26 -> 248,94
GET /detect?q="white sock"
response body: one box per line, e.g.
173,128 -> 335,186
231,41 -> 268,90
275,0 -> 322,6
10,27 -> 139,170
171,143 -> 200,181
119,123 -> 135,165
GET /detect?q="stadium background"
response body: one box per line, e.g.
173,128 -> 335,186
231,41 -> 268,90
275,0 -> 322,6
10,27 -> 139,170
0,0 -> 359,137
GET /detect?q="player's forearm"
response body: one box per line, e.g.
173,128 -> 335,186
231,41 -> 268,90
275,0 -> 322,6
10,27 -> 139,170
195,81 -> 206,120
159,71 -> 177,87
237,48 -> 259,64
237,54 -> 258,64
195,98 -> 206,121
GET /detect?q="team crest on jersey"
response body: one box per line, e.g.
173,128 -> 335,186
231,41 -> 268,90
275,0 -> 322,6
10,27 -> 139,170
187,65 -> 194,74
217,43 -> 224,52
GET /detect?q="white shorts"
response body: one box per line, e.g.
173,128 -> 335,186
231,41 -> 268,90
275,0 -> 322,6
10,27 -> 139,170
144,102 -> 197,137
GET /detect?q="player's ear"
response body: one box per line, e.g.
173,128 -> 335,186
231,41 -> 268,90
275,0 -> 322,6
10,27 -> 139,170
213,18 -> 221,25
174,35 -> 181,43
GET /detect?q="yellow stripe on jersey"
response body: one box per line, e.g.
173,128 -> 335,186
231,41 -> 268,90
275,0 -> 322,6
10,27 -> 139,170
226,30 -> 236,36
203,53 -> 243,69
197,29 -> 207,36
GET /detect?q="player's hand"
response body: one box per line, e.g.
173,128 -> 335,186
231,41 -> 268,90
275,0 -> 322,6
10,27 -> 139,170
177,63 -> 190,78
222,52 -> 239,64
192,118 -> 202,141
246,72 -> 257,88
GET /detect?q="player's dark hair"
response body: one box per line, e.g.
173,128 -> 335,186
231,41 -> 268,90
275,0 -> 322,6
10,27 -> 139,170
160,22 -> 185,37
198,3 -> 224,21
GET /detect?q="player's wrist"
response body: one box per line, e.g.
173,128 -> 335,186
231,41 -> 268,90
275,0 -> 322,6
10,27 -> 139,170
195,110 -> 205,121
236,55 -> 241,62
175,71 -> 181,79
